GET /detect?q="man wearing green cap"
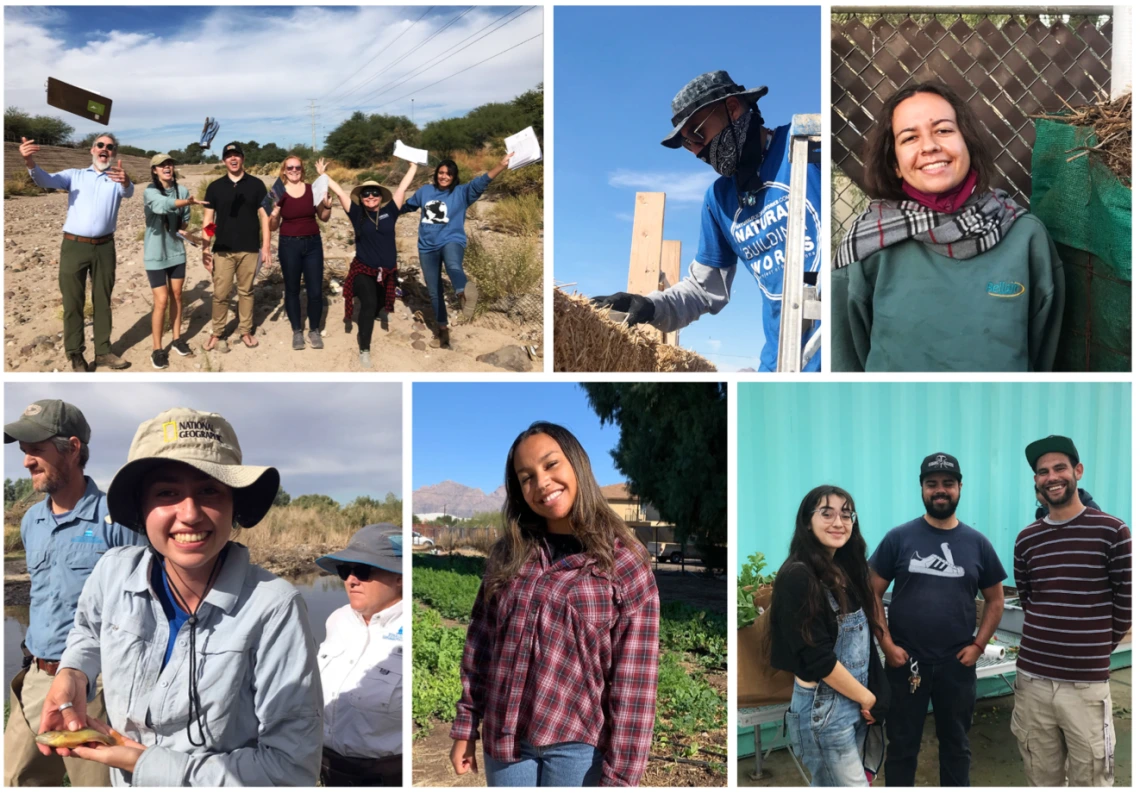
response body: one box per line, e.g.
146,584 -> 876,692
1012,435 -> 1131,786
2,399 -> 143,787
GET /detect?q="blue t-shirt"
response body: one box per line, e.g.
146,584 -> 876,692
696,123 -> 822,372
151,562 -> 191,670
403,173 -> 491,252
869,517 -> 1007,663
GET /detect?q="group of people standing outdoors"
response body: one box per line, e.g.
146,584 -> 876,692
2,399 -> 404,787
768,439 -> 1130,787
18,134 -> 512,371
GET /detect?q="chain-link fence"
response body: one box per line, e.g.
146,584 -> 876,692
831,9 -> 1113,247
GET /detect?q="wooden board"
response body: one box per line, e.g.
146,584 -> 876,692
660,240 -> 682,346
627,192 -> 665,295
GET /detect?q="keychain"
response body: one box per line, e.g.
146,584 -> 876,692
908,657 -> 922,694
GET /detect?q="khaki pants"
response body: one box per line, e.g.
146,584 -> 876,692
4,665 -> 111,787
211,251 -> 258,336
1010,671 -> 1115,786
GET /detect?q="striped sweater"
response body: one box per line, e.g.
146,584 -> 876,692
1013,507 -> 1131,682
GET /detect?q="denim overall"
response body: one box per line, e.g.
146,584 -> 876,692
786,590 -> 870,786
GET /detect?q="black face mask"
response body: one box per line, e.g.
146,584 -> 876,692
696,106 -> 768,206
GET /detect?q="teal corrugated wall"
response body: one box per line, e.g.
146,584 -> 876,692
738,383 -> 1131,576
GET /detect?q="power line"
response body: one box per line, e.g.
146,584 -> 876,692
324,6 -> 435,106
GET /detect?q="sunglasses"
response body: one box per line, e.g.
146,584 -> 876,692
680,103 -> 726,151
284,165 -> 303,172
94,141 -> 116,152
336,563 -> 379,582
360,188 -> 384,198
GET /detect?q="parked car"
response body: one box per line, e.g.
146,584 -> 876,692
412,531 -> 435,547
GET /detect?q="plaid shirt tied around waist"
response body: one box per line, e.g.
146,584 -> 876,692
451,540 -> 659,786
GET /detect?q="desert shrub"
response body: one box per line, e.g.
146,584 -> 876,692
486,194 -> 542,236
488,163 -> 543,198
5,171 -> 46,198
463,233 -> 542,302
434,526 -> 498,555
5,524 -> 24,554
341,493 -> 402,528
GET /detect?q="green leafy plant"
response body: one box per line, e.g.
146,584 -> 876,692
737,551 -> 776,629
412,605 -> 467,737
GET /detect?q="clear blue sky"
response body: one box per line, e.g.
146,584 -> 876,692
554,6 -> 821,371
413,383 -> 622,493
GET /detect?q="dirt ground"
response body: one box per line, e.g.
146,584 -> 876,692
4,165 -> 542,372
738,666 -> 1133,787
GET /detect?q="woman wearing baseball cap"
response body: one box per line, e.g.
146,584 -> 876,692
35,408 -> 323,786
315,524 -> 404,786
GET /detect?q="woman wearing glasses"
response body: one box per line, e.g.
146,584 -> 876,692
767,486 -> 881,786
268,156 -> 333,352
320,160 -> 417,369
315,525 -> 404,786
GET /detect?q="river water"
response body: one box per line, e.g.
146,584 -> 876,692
4,572 -> 347,702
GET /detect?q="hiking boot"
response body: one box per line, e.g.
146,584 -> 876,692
94,352 -> 129,370
460,280 -> 479,320
69,353 -> 90,373
438,327 -> 451,349
379,311 -> 390,331
171,339 -> 194,357
151,349 -> 168,369
293,330 -> 305,350
359,350 -> 372,369
308,330 -> 324,349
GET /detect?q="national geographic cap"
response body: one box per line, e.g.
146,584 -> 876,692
107,408 -> 279,530
4,400 -> 91,445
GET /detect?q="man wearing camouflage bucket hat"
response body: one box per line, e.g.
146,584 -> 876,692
3,399 -> 144,787
315,524 -> 404,786
36,407 -> 324,786
593,70 -> 822,372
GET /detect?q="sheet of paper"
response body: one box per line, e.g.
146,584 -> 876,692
505,126 -> 542,170
394,139 -> 429,165
311,175 -> 329,207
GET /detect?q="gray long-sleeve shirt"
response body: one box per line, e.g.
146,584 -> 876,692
60,543 -> 323,786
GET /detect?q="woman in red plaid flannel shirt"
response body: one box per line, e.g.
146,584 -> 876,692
449,421 -> 660,787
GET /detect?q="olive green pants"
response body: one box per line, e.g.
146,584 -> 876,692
59,238 -> 117,357
4,665 -> 111,787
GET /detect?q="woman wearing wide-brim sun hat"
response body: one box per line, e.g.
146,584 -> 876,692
35,407 -> 324,786
314,523 -> 404,786
321,160 -> 418,369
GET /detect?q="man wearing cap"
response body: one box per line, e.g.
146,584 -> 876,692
202,142 -> 270,353
315,524 -> 404,786
592,71 -> 822,372
18,134 -> 134,372
2,399 -> 143,787
1011,436 -> 1131,786
868,453 -> 1007,786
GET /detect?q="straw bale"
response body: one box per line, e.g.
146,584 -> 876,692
1030,92 -> 1131,186
553,289 -> 716,372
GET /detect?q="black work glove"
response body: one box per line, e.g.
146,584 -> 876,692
590,292 -> 656,325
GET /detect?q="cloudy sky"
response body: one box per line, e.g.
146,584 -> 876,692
5,6 -> 544,152
4,383 -> 401,504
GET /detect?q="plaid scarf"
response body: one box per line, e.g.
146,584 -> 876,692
834,188 -> 1027,268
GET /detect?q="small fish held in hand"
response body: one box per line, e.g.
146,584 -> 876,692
35,729 -> 125,748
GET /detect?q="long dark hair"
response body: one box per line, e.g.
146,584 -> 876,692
433,159 -> 459,193
484,421 -> 648,600
862,82 -> 994,200
771,485 -> 880,645
150,164 -> 180,236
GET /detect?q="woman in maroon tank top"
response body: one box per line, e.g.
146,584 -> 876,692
269,156 -> 333,351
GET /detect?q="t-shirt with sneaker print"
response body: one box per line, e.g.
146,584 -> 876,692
869,517 -> 1007,663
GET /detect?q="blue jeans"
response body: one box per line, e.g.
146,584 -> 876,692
279,235 -> 324,331
418,242 -> 467,326
484,741 -> 603,787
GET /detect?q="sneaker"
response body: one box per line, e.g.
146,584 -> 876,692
907,543 -> 965,578
293,330 -> 305,350
461,280 -> 479,320
94,352 -> 129,370
438,327 -> 451,349
171,339 -> 193,357
359,350 -> 372,369
151,349 -> 168,369
308,330 -> 324,349
69,353 -> 90,373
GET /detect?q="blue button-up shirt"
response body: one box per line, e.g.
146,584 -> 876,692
21,476 -> 144,659
60,543 -> 324,786
28,165 -> 134,237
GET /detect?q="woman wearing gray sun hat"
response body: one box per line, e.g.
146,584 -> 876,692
315,524 -> 404,786
36,408 -> 323,786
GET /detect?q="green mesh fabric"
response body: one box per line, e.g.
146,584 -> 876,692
1031,119 -> 1131,371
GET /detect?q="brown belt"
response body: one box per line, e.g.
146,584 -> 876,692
63,232 -> 114,245
36,658 -> 61,676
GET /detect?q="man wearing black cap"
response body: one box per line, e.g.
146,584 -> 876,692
592,70 -> 821,372
2,400 -> 143,786
202,142 -> 270,352
1011,436 -> 1130,786
868,452 -> 1007,786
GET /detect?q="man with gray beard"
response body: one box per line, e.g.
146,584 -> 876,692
20,133 -> 134,372
2,399 -> 143,786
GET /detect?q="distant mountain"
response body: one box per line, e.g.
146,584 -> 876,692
413,480 -> 506,518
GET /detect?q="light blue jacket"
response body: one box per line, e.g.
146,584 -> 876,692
59,543 -> 324,787
29,165 -> 133,238
21,476 -> 143,659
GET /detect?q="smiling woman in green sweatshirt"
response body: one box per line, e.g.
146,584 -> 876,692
831,83 -> 1064,372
